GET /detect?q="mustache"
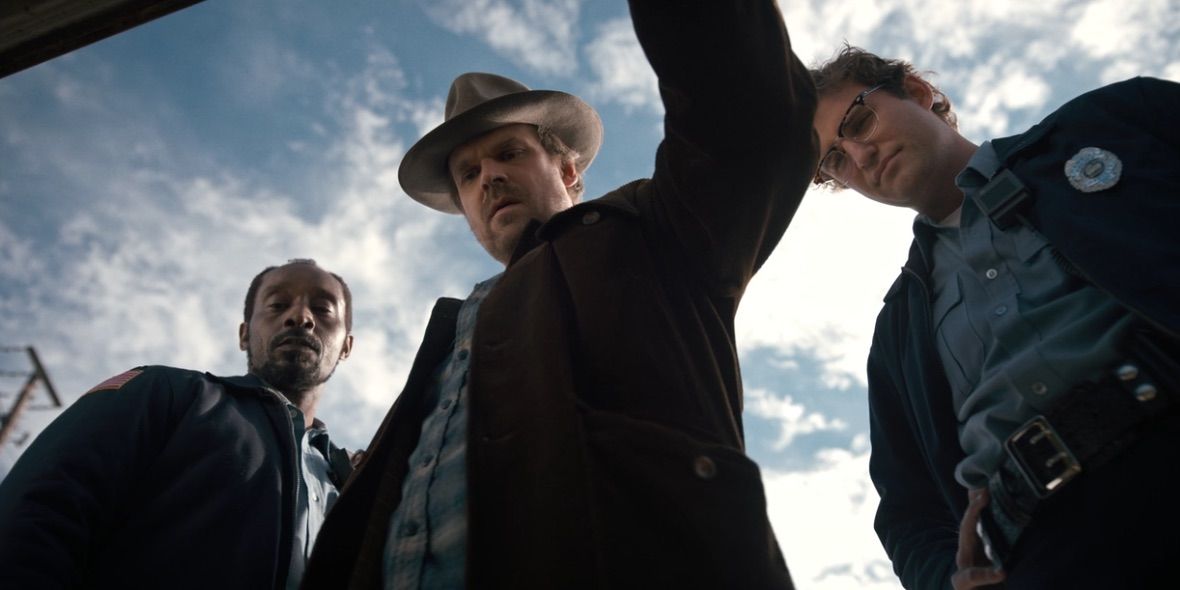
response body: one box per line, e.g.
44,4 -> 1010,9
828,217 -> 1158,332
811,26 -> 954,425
488,183 -> 523,198
485,184 -> 525,219
268,330 -> 322,354
486,183 -> 525,203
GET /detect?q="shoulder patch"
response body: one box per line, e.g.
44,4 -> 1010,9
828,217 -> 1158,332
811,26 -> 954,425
86,369 -> 144,394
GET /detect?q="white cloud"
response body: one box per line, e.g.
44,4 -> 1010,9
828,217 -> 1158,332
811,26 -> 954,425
0,223 -> 42,282
1069,0 -> 1172,63
0,33 -> 488,451
1166,61 -> 1180,81
418,0 -> 583,76
956,59 -> 1053,139
228,33 -> 319,106
746,387 -> 848,450
583,17 -> 660,113
765,437 -> 900,590
738,186 -> 915,386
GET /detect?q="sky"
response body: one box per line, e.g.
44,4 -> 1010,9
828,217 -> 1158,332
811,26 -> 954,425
1,0 -> 1177,587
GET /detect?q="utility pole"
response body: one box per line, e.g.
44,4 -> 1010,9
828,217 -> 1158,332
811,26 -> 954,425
0,346 -> 62,447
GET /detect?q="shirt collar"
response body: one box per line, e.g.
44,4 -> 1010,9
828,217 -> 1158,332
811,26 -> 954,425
955,140 -> 1000,190
914,141 -> 998,231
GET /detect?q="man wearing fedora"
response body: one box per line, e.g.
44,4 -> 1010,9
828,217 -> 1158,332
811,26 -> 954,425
303,1 -> 816,588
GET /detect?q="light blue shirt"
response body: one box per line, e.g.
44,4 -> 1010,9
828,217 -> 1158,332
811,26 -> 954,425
384,274 -> 501,590
281,402 -> 340,590
920,142 -> 1134,488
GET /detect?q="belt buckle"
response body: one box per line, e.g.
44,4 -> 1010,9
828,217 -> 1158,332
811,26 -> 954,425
1004,416 -> 1082,499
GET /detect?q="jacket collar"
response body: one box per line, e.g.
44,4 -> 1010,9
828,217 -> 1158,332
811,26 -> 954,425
537,190 -> 641,242
207,372 -> 271,392
506,190 -> 642,266
205,372 -> 353,482
206,372 -> 309,410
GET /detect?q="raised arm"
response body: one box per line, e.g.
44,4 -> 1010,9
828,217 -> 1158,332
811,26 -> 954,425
629,0 -> 818,293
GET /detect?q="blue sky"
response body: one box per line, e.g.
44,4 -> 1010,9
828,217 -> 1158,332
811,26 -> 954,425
2,0 -> 1177,587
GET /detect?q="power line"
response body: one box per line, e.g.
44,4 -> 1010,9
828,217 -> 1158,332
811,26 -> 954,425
0,346 -> 63,447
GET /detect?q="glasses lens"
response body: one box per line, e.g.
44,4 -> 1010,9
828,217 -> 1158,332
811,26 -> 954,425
843,105 -> 877,142
819,150 -> 847,181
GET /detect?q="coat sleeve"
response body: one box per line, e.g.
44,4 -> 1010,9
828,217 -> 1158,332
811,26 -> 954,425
0,367 -> 180,588
628,0 -> 818,296
866,343 -> 959,590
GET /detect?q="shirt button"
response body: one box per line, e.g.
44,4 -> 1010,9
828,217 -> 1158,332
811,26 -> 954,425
994,305 -> 1008,316
421,454 -> 435,467
693,455 -> 717,480
582,211 -> 601,225
440,399 -> 453,410
457,348 -> 469,361
310,491 -> 320,502
1031,382 -> 1048,395
985,268 -> 998,280
1116,364 -> 1139,381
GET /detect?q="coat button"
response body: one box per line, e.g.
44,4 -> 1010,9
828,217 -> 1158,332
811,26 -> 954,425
1135,383 -> 1158,402
693,455 -> 717,480
581,211 -> 601,225
1116,364 -> 1139,381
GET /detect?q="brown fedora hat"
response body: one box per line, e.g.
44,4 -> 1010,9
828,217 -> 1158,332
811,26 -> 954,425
398,72 -> 603,214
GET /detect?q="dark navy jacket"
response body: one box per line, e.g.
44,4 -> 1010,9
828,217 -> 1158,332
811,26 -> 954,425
0,366 -> 352,589
867,77 -> 1180,589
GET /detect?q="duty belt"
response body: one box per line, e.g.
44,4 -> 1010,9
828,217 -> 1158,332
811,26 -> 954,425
978,324 -> 1180,567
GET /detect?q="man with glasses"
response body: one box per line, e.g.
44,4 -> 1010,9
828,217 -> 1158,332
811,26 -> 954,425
810,46 -> 1180,589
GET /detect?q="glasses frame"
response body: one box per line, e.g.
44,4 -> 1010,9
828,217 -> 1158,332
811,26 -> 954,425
815,83 -> 886,185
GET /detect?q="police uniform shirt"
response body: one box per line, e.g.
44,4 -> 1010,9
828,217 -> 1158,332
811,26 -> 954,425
919,141 -> 1134,489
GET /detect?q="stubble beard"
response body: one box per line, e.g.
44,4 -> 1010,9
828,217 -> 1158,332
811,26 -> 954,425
247,332 -> 337,406
481,183 -> 534,263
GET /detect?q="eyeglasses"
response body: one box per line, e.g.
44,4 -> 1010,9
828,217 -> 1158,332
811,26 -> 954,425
815,83 -> 885,185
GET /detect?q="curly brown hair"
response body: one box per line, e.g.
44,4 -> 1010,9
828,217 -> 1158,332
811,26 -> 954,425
810,44 -> 957,130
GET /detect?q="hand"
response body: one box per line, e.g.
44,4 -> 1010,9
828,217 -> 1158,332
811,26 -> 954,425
951,488 -> 1006,589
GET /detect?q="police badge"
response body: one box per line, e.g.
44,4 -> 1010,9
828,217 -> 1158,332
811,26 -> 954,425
1064,147 -> 1122,193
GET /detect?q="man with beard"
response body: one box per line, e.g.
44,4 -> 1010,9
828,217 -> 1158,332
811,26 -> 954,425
0,259 -> 356,590
303,1 -> 816,588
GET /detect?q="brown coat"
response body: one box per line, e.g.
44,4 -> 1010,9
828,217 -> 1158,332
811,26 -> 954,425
303,1 -> 817,588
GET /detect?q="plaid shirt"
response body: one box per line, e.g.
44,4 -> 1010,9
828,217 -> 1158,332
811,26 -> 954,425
384,274 -> 500,589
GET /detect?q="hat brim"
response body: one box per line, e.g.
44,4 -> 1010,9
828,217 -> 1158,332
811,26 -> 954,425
398,90 -> 603,214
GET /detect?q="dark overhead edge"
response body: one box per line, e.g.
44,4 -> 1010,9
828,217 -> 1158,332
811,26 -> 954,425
0,0 -> 205,79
